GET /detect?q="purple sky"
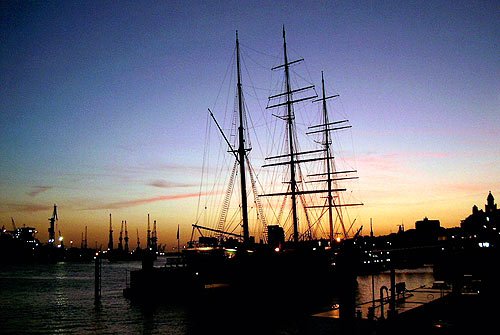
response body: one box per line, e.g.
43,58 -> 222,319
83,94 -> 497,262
1,1 -> 498,247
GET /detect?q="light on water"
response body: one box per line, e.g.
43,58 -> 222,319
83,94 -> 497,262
356,266 -> 435,304
1,260 -> 436,334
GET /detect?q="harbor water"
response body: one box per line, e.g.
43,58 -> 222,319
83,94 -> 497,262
0,259 -> 435,334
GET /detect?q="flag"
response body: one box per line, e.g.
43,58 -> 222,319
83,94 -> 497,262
176,224 -> 179,240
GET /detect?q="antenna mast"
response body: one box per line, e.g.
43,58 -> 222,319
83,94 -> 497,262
84,225 -> 88,249
151,220 -> 158,253
124,220 -> 129,253
107,213 -> 113,251
147,214 -> 151,250
136,228 -> 141,251
118,220 -> 124,251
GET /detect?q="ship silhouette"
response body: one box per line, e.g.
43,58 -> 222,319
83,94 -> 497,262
124,28 -> 364,310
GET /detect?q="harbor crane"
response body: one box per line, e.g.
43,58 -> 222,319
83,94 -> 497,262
48,204 -> 58,245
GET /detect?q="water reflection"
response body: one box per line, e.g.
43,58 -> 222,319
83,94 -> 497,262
1,261 -> 436,334
356,266 -> 435,304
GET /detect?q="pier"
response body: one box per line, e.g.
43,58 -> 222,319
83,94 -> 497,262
310,284 -> 450,333
308,276 -> 495,335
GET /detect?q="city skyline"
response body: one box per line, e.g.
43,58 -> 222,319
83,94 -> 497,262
1,1 -> 498,248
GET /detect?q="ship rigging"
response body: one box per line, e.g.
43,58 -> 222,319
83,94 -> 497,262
190,27 -> 363,248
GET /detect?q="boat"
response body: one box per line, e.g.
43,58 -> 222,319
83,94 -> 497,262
124,28 -> 363,308
0,224 -> 41,263
0,205 -> 69,264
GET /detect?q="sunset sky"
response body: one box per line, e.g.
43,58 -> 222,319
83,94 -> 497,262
1,1 -> 498,249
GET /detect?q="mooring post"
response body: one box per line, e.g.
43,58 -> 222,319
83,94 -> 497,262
388,267 -> 397,318
379,285 -> 389,320
94,252 -> 102,304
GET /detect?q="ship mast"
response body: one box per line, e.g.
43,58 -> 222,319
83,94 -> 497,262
263,27 -> 318,243
307,72 -> 363,241
236,31 -> 250,244
282,28 -> 300,243
321,73 -> 335,243
202,31 -> 252,244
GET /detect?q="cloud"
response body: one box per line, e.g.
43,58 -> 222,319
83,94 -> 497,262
27,186 -> 52,197
438,181 -> 500,195
6,203 -> 52,212
86,192 -> 210,210
107,162 -> 202,175
356,153 -> 405,172
355,151 -> 452,184
148,180 -> 194,188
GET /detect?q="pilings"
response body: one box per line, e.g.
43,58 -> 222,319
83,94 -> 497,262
94,252 -> 102,305
388,267 -> 397,318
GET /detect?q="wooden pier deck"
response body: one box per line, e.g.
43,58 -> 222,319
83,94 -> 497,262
307,284 -> 472,334
315,284 -> 451,317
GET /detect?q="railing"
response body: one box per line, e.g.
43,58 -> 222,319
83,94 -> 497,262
164,256 -> 186,267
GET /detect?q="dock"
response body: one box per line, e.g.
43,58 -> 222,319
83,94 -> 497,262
308,282 -> 493,334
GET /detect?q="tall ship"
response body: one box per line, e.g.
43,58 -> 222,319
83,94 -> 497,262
125,28 -> 363,308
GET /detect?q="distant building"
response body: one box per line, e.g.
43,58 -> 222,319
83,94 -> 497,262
267,225 -> 285,248
486,191 -> 497,213
461,191 -> 499,236
415,217 -> 440,232
414,217 -> 441,243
